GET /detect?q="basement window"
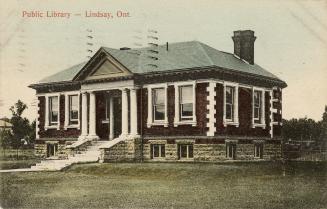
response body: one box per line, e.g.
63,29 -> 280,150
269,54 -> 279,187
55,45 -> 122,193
254,144 -> 263,159
226,143 -> 236,160
151,144 -> 165,158
178,144 -> 193,159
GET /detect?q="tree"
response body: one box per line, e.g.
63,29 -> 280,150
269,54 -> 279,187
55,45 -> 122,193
9,100 -> 31,159
320,105 -> 327,141
0,129 -> 12,157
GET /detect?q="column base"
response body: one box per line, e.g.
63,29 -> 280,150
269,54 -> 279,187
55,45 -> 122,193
78,135 -> 88,141
128,134 -> 141,139
86,135 -> 100,141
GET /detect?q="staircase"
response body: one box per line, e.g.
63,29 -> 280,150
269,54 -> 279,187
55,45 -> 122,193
30,140 -> 108,171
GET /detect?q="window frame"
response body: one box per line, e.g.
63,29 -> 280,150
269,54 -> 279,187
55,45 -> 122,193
225,86 -> 234,121
49,96 -> 59,126
254,143 -> 263,159
64,92 -> 80,130
146,84 -> 168,127
223,82 -> 239,127
226,142 -> 236,160
179,85 -> 194,121
151,144 -> 166,159
178,144 -> 194,159
152,88 -> 166,122
69,94 -> 79,124
174,81 -> 197,127
253,90 -> 261,121
252,87 -> 266,128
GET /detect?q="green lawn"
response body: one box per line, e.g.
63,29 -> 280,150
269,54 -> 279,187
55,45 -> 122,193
0,149 -> 40,170
1,162 -> 326,209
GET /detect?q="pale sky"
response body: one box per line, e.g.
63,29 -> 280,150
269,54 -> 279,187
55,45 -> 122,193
0,0 -> 326,122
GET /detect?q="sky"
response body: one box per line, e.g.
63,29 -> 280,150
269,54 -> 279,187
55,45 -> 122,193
0,0 -> 326,122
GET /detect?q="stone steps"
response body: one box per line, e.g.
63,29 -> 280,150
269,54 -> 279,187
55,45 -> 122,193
30,141 -> 108,171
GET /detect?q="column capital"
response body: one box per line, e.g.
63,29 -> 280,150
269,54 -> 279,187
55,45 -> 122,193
129,86 -> 140,91
120,88 -> 128,92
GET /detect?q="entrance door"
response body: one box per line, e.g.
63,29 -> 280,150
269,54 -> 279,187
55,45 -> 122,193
113,97 -> 122,138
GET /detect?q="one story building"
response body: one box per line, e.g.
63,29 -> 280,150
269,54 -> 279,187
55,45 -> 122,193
29,30 -> 286,162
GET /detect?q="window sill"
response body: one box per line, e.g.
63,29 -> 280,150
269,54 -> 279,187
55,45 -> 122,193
64,125 -> 80,130
45,125 -> 59,130
147,121 -> 169,128
178,158 -> 194,161
174,120 -> 197,127
151,157 -> 166,161
223,121 -> 239,127
252,123 -> 266,129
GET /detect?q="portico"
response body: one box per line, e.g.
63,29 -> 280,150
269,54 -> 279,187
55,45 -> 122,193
78,80 -> 139,141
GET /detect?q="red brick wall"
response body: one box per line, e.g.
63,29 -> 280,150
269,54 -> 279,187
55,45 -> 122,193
140,83 -> 208,136
38,95 -> 81,138
215,84 -> 270,137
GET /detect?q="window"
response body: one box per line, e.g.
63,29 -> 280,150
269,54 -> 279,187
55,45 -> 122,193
47,143 -> 58,157
225,86 -> 234,120
153,88 -> 165,121
147,84 -> 168,127
253,90 -> 261,120
151,144 -> 165,158
178,144 -> 193,159
179,85 -> 193,120
226,143 -> 236,159
254,144 -> 263,159
49,96 -> 59,125
69,95 -> 78,124
252,88 -> 265,128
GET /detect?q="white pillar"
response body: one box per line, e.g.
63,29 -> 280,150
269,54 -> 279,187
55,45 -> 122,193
64,94 -> 69,130
233,85 -> 239,127
109,96 -> 114,140
79,92 -> 88,140
120,88 -> 129,137
174,84 -> 180,126
130,87 -> 139,137
45,96 -> 49,128
88,91 -> 99,139
261,90 -> 265,125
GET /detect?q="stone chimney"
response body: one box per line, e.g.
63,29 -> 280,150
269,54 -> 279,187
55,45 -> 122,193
232,30 -> 256,65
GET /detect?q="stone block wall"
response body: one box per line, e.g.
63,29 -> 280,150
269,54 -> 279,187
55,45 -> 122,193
100,138 -> 142,162
140,139 -> 281,162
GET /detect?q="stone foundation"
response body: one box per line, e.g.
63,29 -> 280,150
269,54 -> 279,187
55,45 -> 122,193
101,138 -> 281,162
100,138 -> 142,162
34,139 -> 76,159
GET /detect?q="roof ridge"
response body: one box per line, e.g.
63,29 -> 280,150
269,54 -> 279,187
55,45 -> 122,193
196,41 -> 214,66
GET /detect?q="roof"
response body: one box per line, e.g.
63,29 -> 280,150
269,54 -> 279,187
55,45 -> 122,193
0,120 -> 12,128
38,62 -> 87,84
35,41 -> 284,85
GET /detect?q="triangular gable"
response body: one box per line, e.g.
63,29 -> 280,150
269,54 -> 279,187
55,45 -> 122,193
73,48 -> 132,81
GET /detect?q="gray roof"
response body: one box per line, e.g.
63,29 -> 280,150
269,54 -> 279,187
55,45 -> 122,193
38,62 -> 87,84
36,41 -> 282,84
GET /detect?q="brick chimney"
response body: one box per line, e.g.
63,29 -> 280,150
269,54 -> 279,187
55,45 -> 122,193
232,30 -> 256,65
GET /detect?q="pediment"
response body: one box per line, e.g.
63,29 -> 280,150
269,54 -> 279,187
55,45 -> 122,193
84,56 -> 132,81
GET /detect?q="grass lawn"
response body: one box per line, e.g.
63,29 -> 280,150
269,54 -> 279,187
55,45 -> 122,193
0,149 -> 40,170
0,162 -> 326,209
